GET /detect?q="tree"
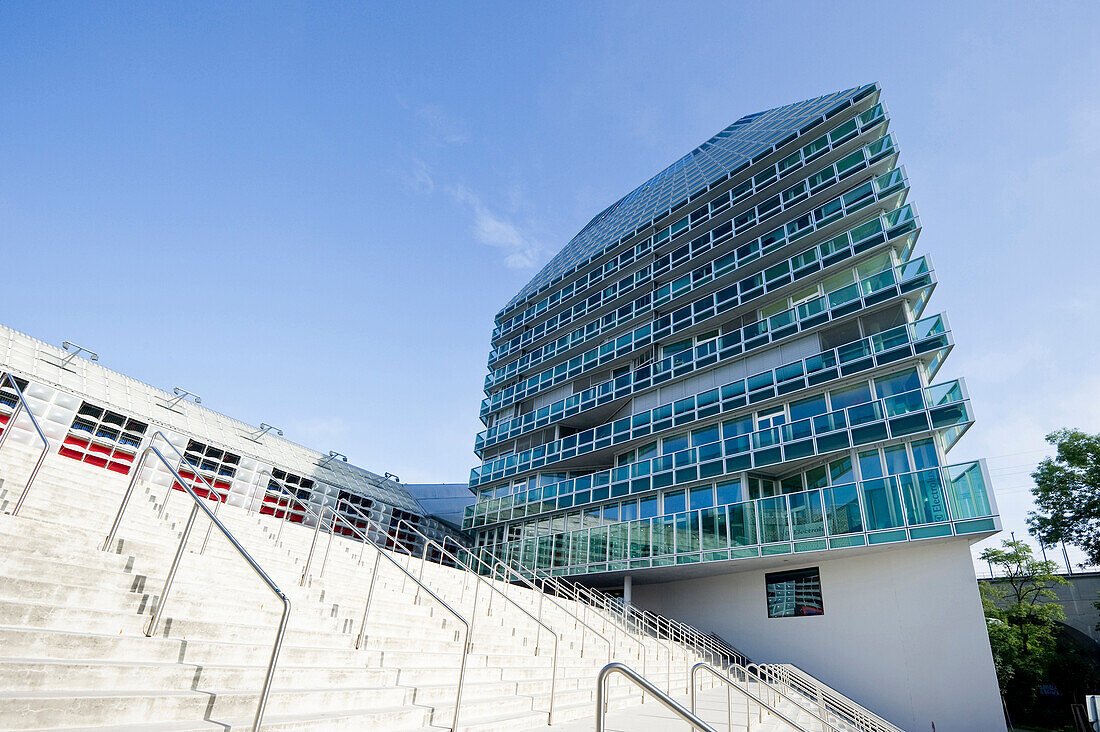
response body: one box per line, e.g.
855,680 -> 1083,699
979,539 -> 1068,713
1027,429 -> 1100,564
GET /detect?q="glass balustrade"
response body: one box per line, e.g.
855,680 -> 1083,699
478,248 -> 932,453
469,379 -> 971,524
471,314 -> 954,490
492,99 -> 888,341
485,167 -> 913,391
474,461 -> 996,574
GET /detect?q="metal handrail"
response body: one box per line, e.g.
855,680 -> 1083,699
737,663 -> 844,732
0,373 -> 51,516
381,515 -> 560,725
691,662 -> 807,732
101,432 -> 290,732
597,662 -> 717,732
251,469 -> 329,549
153,442 -> 229,556
483,555 -> 617,665
767,663 -> 902,732
301,502 -> 473,732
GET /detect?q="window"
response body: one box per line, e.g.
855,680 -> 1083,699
716,478 -> 743,505
662,432 -> 689,455
60,401 -> 148,475
663,489 -> 686,515
766,567 -> 824,617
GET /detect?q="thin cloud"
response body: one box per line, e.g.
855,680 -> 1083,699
447,184 -> 542,269
399,156 -> 435,194
416,104 -> 470,146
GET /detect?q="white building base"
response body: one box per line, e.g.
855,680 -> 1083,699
631,537 -> 1004,732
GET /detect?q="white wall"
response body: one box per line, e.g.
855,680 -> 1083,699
631,538 -> 1004,732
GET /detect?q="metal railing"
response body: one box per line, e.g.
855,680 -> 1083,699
0,373 -> 51,516
763,663 -> 902,732
101,432 -> 290,732
597,662 -> 717,732
273,497 -> 472,732
466,546 -> 736,691
690,662 -> 807,732
371,514 -> 560,725
735,663 -> 844,732
449,541 -> 617,666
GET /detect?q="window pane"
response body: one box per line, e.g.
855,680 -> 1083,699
884,444 -> 911,475
860,477 -> 905,530
716,478 -> 744,505
690,485 -> 715,509
766,567 -> 823,617
829,457 -> 854,484
663,490 -> 686,515
911,439 -> 939,470
824,483 -> 863,535
858,450 -> 884,480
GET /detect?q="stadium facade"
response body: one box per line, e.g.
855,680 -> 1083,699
464,83 -> 1004,730
0,324 -> 466,553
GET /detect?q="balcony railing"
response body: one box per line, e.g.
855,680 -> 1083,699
475,460 -> 997,576
471,312 -> 953,491
489,130 -> 899,365
468,379 -> 972,529
492,98 -> 889,336
477,251 -> 932,453
486,165 -> 911,393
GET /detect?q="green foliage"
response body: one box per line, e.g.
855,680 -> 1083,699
980,540 -> 1067,708
1028,429 -> 1100,564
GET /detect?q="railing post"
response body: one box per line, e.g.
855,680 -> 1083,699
102,447 -> 153,551
145,501 -> 200,637
356,549 -> 382,649
0,373 -> 52,517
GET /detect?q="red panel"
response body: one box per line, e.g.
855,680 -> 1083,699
178,470 -> 196,482
107,461 -> 132,475
87,442 -> 112,456
59,446 -> 84,461
83,454 -> 108,468
64,435 -> 90,448
214,480 -> 230,490
111,450 -> 135,463
0,414 -> 9,425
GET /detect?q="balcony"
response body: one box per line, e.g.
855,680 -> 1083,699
478,460 -> 998,578
468,377 -> 973,530
477,251 -> 933,454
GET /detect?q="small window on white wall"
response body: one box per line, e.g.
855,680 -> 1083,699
765,567 -> 824,618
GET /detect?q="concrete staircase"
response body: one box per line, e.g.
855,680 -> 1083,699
0,435 -> 889,731
0,441 -> 715,731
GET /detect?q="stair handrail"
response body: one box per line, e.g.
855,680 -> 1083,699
444,537 -> 620,662
690,662 -> 807,732
462,548 -> 618,666
251,469 -> 330,549
376,514 -> 560,725
735,663 -> 845,732
488,557 -> 651,659
100,431 -> 290,732
0,372 -> 51,516
767,663 -> 903,732
598,662 -> 717,732
297,501 -> 472,732
151,439 -> 229,556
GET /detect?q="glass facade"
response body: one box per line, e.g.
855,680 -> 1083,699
467,84 -> 998,581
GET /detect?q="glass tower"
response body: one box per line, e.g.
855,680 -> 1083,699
464,83 -> 999,581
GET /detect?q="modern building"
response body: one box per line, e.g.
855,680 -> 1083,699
464,83 -> 1005,730
0,324 -> 468,552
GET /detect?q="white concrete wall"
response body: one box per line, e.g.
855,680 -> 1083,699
631,538 -> 1004,732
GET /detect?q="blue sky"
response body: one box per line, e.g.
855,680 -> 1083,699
2,2 -> 1098,569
